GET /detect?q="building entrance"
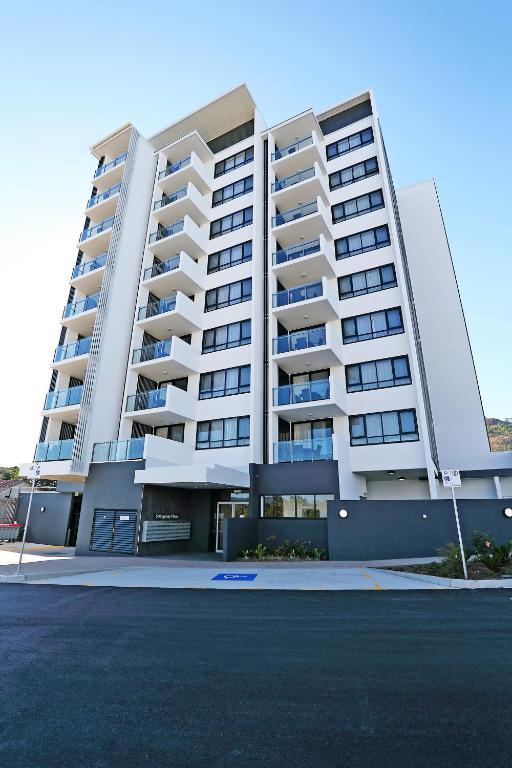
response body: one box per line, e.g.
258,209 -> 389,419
215,502 -> 249,553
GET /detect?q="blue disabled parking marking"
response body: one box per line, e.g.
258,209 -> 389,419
212,573 -> 258,581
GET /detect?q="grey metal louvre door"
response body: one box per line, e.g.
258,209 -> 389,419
90,510 -> 137,554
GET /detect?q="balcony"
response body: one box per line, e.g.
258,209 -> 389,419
147,214 -> 207,260
272,234 -> 335,288
70,253 -> 107,293
152,182 -> 209,228
272,324 -> 343,374
271,131 -> 324,176
157,151 -> 211,197
78,216 -> 114,257
137,291 -> 201,336
132,336 -> 200,380
53,337 -> 91,378
93,151 -> 127,190
35,439 -> 74,462
92,437 -> 145,463
62,293 -> 99,335
272,277 -> 338,330
271,162 -> 329,211
273,436 -> 333,463
125,385 -> 196,427
86,182 -> 121,222
143,251 -> 205,296
273,377 -> 345,421
43,385 -> 83,421
271,196 -> 331,247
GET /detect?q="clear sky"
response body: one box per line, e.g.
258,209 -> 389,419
0,0 -> 510,465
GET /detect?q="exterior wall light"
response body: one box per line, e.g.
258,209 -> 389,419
40,506 -> 46,513
339,509 -> 348,519
504,508 -> 512,518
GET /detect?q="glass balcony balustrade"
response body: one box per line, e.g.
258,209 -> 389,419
272,166 -> 315,193
92,438 -> 145,462
44,385 -> 83,411
94,152 -> 127,179
35,439 -> 74,462
158,156 -> 191,180
272,136 -> 313,162
272,201 -> 317,228
273,238 -> 320,265
273,379 -> 330,407
144,255 -> 180,281
54,337 -> 92,362
126,388 -> 167,412
153,186 -> 187,211
273,436 -> 333,463
87,183 -> 121,209
80,217 -> 114,242
63,293 -> 99,319
273,326 -> 326,355
71,253 -> 107,280
148,219 -> 185,244
272,281 -> 322,308
138,294 -> 177,321
132,338 -> 172,364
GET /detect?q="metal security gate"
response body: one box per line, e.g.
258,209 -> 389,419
90,509 -> 138,554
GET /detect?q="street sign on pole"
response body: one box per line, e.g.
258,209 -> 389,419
441,468 -> 467,579
16,464 -> 40,575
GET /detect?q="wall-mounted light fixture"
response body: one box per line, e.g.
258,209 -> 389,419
339,509 -> 348,519
504,507 -> 512,519
40,506 -> 46,513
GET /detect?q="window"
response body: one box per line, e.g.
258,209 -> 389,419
345,356 -> 411,392
202,319 -> 251,353
196,416 -> 250,449
331,189 -> 384,224
214,146 -> 254,178
212,175 -> 253,207
338,264 -> 397,299
205,278 -> 252,312
262,494 -> 335,519
335,224 -> 391,260
199,365 -> 251,399
210,206 -> 253,239
326,127 -> 374,161
154,424 -> 185,442
208,241 -> 252,274
329,157 -> 379,191
349,409 -> 419,446
342,307 -> 404,344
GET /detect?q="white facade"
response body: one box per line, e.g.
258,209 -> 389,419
22,85 -> 511,500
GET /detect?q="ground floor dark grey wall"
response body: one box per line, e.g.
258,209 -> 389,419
75,461 -> 144,556
223,518 -> 328,561
248,461 -> 340,517
326,499 -> 512,560
139,485 -> 214,555
223,518 -> 258,562
16,492 -> 73,546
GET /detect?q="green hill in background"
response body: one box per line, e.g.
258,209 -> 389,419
486,418 -> 512,452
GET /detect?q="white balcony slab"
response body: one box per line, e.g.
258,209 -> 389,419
92,159 -> 125,191
77,225 -> 113,257
272,377 -> 346,422
137,291 -> 202,337
134,463 -> 250,489
272,234 -> 335,289
131,336 -> 200,381
52,352 -> 90,379
61,305 -> 98,337
84,190 -> 119,224
157,151 -> 211,197
42,402 -> 81,424
272,196 -> 332,248
152,182 -> 209,228
271,161 -> 329,210
147,214 -> 208,260
69,262 -> 106,294
125,385 -> 196,428
272,277 -> 339,331
273,325 -> 343,375
271,130 -> 324,177
143,251 -> 205,297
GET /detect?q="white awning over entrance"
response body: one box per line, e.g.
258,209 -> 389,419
133,464 -> 250,489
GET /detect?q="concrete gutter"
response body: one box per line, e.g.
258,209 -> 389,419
372,568 -> 512,589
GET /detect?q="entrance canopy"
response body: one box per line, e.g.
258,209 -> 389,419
133,463 -> 250,489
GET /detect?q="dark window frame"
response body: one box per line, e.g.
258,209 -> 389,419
335,224 -> 391,260
199,365 -> 251,399
261,494 -> 335,519
349,409 -> 419,446
326,127 -> 374,162
207,240 -> 252,274
214,146 -> 254,178
212,174 -> 253,208
338,263 -> 397,300
202,319 -> 251,354
210,206 -> 253,239
204,278 -> 252,312
196,416 -> 250,450
345,355 -> 411,393
329,156 -> 379,191
342,307 -> 404,344
331,189 -> 384,225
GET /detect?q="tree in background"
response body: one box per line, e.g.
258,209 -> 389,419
0,466 -> 20,481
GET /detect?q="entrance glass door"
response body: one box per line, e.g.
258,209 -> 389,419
215,502 -> 249,553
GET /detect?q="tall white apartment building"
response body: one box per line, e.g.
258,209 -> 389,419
22,85 -> 512,557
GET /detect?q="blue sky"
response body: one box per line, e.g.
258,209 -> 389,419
0,0 -> 510,464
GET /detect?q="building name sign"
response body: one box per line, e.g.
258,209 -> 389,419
154,512 -> 179,521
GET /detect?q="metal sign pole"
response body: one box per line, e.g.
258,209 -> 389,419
450,485 -> 468,580
16,465 -> 39,575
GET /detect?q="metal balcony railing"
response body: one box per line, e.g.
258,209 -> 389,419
144,255 -> 180,281
54,337 -> 92,362
94,152 -> 127,179
272,166 -> 315,193
273,326 -> 326,355
44,385 -> 83,411
80,217 -> 114,242
138,295 -> 177,321
273,379 -> 330,407
273,436 -> 333,463
272,201 -> 317,227
92,438 -> 145,462
35,439 -> 74,462
148,220 -> 185,244
273,238 -> 320,266
63,293 -> 99,319
87,183 -> 121,209
158,156 -> 191,180
272,136 -> 313,162
153,186 -> 187,211
272,281 -> 322,308
71,253 -> 108,280
126,388 -> 167,412
132,338 -> 172,364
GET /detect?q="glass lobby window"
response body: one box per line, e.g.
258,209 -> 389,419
262,494 -> 335,518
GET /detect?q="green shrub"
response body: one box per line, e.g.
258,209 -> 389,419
469,530 -> 512,573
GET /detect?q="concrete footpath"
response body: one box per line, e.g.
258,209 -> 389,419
1,544 -> 511,590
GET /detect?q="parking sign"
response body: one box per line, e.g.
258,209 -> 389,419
441,469 -> 461,488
